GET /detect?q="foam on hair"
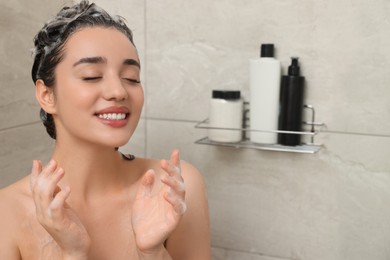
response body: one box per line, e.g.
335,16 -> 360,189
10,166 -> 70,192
31,0 -> 135,139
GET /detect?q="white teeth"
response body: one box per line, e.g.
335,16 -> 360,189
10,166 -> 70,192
97,113 -> 126,120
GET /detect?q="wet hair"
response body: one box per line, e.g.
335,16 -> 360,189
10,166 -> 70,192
31,0 -> 135,139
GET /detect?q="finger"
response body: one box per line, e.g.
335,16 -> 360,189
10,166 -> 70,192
31,160 -> 45,216
136,169 -> 155,199
164,190 -> 187,215
46,167 -> 65,198
30,160 -> 42,190
160,159 -> 182,178
161,173 -> 186,196
36,167 -> 65,209
41,168 -> 65,204
53,185 -> 62,197
170,149 -> 180,168
34,160 -> 58,200
41,160 -> 58,177
48,186 -> 71,219
170,149 -> 181,176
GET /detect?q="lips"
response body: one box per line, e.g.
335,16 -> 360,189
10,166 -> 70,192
95,106 -> 130,127
95,106 -> 129,115
95,106 -> 129,119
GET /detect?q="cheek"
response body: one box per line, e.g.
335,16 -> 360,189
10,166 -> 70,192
55,82 -> 98,114
131,87 -> 144,110
138,90 -> 145,108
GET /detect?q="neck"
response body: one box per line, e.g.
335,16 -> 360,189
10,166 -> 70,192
51,139 -> 127,203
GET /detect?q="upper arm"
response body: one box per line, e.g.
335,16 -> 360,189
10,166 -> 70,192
0,189 -> 22,260
166,161 -> 211,260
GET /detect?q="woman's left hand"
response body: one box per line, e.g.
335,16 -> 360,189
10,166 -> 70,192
131,149 -> 186,254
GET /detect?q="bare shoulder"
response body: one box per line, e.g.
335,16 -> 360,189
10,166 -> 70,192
167,160 -> 211,260
180,160 -> 207,192
0,178 -> 30,226
0,179 -> 28,214
0,178 -> 29,259
179,160 -> 208,216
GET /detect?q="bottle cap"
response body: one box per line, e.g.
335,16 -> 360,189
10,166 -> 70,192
212,90 -> 241,100
288,57 -> 300,76
260,44 -> 274,58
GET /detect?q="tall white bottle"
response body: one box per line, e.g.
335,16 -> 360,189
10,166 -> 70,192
249,44 -> 281,144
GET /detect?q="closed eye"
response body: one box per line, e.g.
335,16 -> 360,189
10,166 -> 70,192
124,78 -> 141,84
83,77 -> 102,81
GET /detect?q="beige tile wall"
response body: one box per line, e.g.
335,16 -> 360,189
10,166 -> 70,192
1,1 -> 390,259
145,0 -> 390,259
146,120 -> 390,260
0,0 -> 63,187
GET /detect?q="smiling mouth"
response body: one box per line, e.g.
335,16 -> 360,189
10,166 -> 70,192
96,113 -> 129,120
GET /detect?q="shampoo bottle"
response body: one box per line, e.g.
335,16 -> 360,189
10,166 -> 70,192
278,57 -> 305,146
249,44 -> 281,144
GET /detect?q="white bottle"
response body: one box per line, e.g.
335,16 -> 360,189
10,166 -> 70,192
249,44 -> 281,144
208,90 -> 243,143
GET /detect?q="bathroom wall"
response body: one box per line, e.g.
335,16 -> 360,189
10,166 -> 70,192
143,1 -> 390,259
1,1 -> 390,260
0,0 -> 60,186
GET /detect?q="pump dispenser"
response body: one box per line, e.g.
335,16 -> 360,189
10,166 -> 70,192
288,57 -> 300,76
278,57 -> 305,146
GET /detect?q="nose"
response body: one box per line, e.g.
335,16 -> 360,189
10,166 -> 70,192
102,75 -> 128,101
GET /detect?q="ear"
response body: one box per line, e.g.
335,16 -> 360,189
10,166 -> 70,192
35,79 -> 56,114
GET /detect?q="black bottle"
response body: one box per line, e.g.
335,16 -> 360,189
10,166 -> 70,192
278,57 -> 305,146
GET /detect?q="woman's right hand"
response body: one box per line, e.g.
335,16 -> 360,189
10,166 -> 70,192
30,160 -> 91,259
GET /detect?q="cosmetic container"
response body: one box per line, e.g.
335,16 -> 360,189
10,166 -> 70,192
208,90 -> 243,143
278,57 -> 305,146
249,44 -> 281,144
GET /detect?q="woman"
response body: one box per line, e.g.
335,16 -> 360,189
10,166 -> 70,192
0,1 -> 210,259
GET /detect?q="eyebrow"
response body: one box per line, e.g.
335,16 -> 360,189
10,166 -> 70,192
73,56 -> 106,67
73,56 -> 141,68
124,59 -> 141,69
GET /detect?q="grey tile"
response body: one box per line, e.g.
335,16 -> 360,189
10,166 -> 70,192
0,0 -> 62,130
211,247 -> 227,260
145,0 -> 390,136
145,119 -> 390,260
225,250 -> 290,260
0,123 -> 53,188
212,247 -> 292,260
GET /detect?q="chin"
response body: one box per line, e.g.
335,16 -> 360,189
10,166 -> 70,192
85,127 -> 135,148
108,137 -> 132,148
89,133 -> 131,149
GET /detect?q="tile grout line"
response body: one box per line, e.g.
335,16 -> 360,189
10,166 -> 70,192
142,117 -> 199,124
0,121 -> 42,133
143,117 -> 390,138
211,245 -> 291,260
143,0 -> 148,157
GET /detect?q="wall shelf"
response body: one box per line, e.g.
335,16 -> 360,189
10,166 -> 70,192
195,137 -> 322,154
194,105 -> 325,154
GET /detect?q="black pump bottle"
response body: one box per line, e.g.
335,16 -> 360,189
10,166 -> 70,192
278,57 -> 305,146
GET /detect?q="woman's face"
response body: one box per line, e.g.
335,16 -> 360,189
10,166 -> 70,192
51,27 -> 144,148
